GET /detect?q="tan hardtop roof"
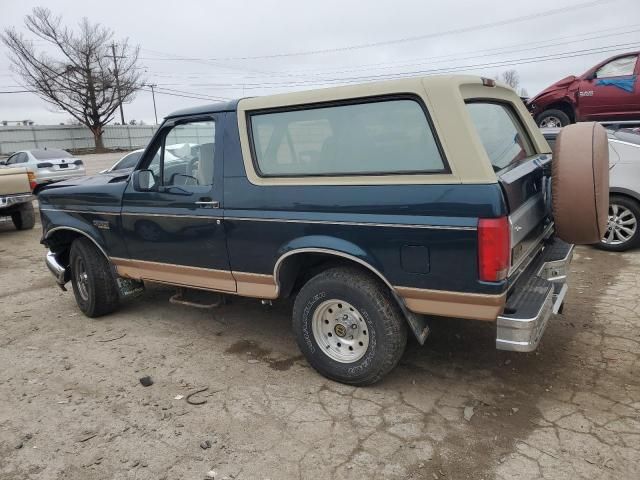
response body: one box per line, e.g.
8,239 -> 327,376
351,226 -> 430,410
237,75 -> 506,110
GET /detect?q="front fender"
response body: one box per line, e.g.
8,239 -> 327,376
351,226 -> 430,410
41,209 -> 110,258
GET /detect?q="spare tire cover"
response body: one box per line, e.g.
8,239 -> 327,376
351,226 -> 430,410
551,122 -> 609,244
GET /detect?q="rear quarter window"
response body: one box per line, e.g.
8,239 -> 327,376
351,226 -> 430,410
466,102 -> 534,171
249,98 -> 447,176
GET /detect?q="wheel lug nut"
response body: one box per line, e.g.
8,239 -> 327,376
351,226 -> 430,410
351,324 -> 357,329
343,314 -> 348,320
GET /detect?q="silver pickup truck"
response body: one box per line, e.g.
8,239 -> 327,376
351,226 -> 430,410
0,166 -> 35,230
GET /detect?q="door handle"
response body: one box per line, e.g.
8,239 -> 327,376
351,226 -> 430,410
195,200 -> 220,208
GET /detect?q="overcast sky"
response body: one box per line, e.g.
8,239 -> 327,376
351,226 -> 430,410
1,0 -> 639,125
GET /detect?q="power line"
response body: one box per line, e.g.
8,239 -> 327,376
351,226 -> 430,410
137,41 -> 640,91
141,0 -> 617,62
139,25 -> 640,84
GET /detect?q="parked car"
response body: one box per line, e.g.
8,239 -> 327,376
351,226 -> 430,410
101,149 -> 144,173
0,166 -> 35,230
542,126 -> 640,251
39,75 -> 608,385
100,145 -> 192,174
0,148 -> 85,193
528,51 -> 640,127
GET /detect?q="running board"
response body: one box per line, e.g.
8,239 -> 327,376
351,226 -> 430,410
169,288 -> 225,309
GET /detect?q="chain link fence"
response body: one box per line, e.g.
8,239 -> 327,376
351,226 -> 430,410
0,125 -> 159,155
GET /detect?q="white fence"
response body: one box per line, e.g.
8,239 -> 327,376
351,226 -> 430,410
0,125 -> 159,155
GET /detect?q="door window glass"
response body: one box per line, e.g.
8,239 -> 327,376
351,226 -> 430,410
147,120 -> 215,186
466,102 -> 534,171
596,55 -> 637,78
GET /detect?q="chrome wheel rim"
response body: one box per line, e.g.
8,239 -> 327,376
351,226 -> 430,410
539,116 -> 562,128
74,257 -> 90,301
602,203 -> 637,246
311,299 -> 369,363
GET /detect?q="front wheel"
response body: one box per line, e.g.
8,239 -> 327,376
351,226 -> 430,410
598,195 -> 640,251
69,238 -> 120,317
536,109 -> 571,128
292,267 -> 407,386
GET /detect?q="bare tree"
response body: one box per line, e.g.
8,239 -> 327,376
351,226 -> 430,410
2,8 -> 143,151
500,69 -> 520,90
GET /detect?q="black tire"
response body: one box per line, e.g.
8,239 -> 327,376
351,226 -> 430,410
69,237 -> 120,317
11,202 -> 35,230
292,266 -> 407,386
536,109 -> 571,128
597,195 -> 640,252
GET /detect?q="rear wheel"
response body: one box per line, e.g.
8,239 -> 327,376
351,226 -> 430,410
11,202 -> 35,230
598,195 -> 640,251
536,109 -> 571,128
69,238 -> 120,317
292,267 -> 407,386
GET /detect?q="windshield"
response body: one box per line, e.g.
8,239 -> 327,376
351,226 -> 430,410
113,151 -> 143,170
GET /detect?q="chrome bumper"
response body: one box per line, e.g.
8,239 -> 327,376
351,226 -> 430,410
0,193 -> 33,208
46,250 -> 68,287
496,239 -> 574,352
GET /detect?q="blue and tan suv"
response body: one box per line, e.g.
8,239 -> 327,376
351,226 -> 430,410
39,76 -> 608,385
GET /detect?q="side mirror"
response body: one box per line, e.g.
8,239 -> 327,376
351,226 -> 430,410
132,169 -> 157,192
585,72 -> 597,81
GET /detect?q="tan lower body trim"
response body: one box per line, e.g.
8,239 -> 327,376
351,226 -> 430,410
232,271 -> 278,299
395,286 -> 506,321
111,257 -> 236,293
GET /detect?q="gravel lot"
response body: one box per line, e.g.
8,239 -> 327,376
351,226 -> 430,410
1,153 -> 640,479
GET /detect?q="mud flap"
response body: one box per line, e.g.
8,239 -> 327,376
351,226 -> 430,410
405,310 -> 430,345
117,277 -> 145,298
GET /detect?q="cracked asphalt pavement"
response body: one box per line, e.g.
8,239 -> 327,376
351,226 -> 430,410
1,210 -> 639,479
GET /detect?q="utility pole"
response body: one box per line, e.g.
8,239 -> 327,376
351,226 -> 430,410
148,84 -> 158,125
110,43 -> 125,125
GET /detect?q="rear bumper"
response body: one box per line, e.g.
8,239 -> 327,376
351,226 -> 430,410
35,169 -> 85,184
496,238 -> 573,352
0,193 -> 33,209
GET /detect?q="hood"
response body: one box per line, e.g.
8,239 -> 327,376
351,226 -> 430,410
40,170 -> 130,190
530,75 -> 577,102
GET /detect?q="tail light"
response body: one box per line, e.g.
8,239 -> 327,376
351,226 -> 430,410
478,217 -> 511,282
74,160 -> 83,165
27,171 -> 37,191
37,162 -> 53,168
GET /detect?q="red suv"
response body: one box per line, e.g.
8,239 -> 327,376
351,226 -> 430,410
528,52 -> 640,127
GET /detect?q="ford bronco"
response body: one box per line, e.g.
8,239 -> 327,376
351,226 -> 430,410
0,166 -> 35,230
39,76 -> 609,385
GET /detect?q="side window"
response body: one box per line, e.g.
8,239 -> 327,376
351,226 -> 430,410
147,119 -> 215,186
249,98 -> 446,176
5,153 -> 18,165
466,102 -> 534,171
12,153 -> 28,164
596,55 -> 637,78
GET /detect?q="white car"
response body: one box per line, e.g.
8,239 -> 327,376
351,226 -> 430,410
101,149 -> 145,173
0,148 -> 85,193
542,127 -> 640,251
101,144 -> 196,174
